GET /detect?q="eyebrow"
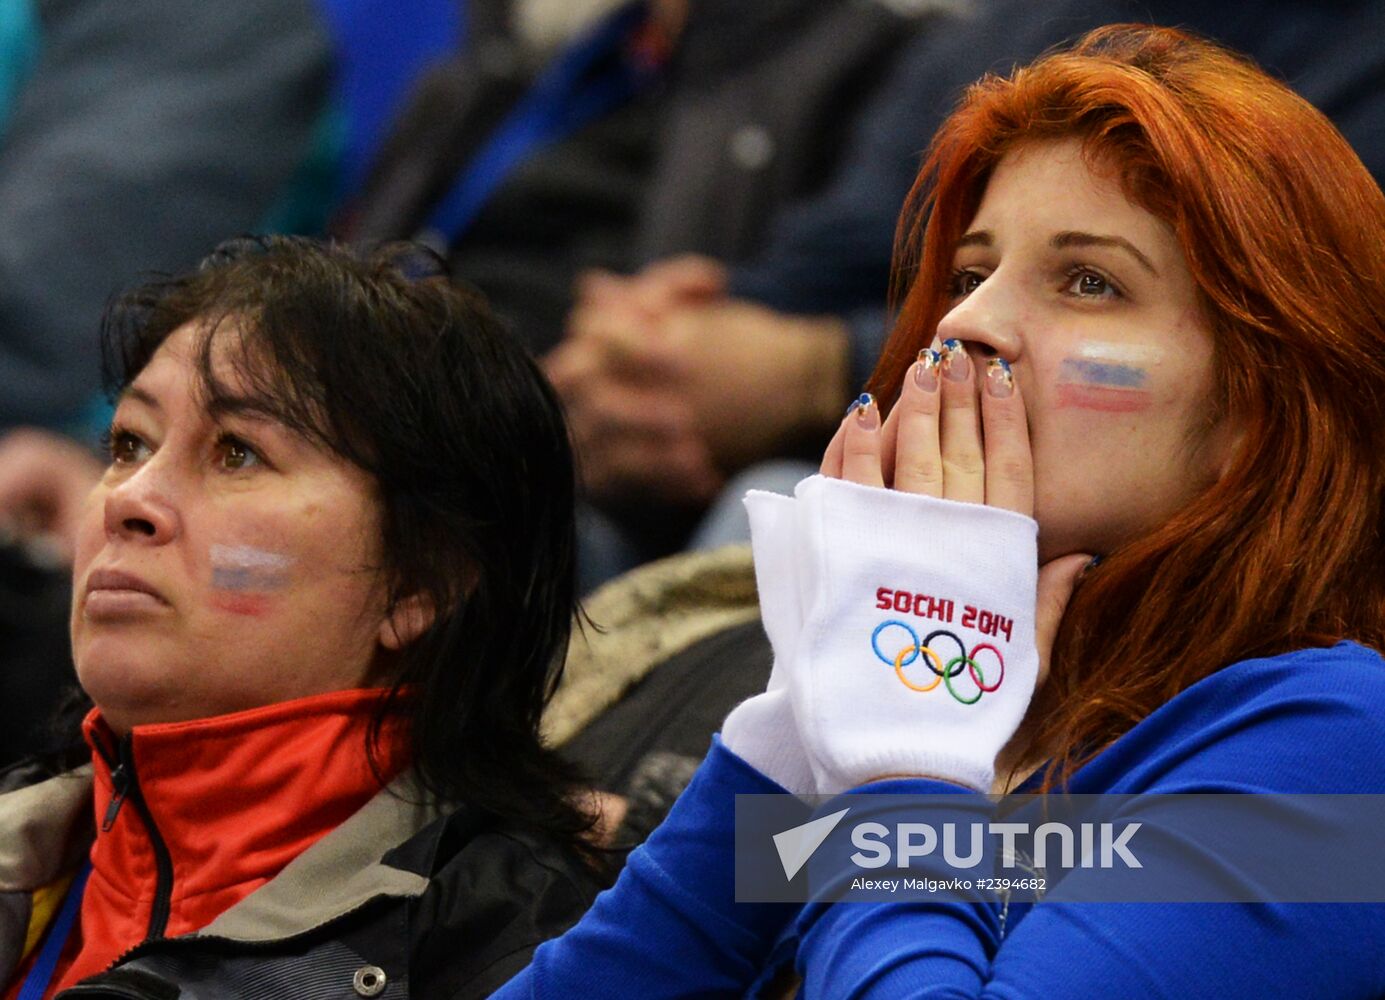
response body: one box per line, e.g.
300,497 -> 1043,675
1051,231 -> 1158,275
954,229 -> 1159,277
206,393 -> 321,450
205,394 -> 284,424
120,385 -> 162,411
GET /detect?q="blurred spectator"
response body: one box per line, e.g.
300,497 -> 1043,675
342,0 -> 938,587
0,0 -> 464,436
345,0 -> 928,355
0,0 -> 465,766
551,0 -> 1385,582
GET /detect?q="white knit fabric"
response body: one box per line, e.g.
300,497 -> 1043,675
718,490 -> 818,795
790,475 -> 1040,793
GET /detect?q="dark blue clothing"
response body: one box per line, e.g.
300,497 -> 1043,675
728,0 -> 1385,391
498,640 -> 1385,997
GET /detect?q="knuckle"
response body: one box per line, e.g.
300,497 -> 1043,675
943,453 -> 985,479
992,455 -> 1031,484
985,403 -> 1027,435
899,456 -> 943,486
899,394 -> 942,421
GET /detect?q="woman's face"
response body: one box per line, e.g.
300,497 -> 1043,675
939,138 -> 1236,562
71,322 -> 401,732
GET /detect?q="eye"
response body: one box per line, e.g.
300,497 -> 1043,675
949,268 -> 986,297
106,427 -> 151,466
1063,267 -> 1121,300
215,434 -> 262,471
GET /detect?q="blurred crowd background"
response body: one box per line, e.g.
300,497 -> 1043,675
0,0 -> 1382,767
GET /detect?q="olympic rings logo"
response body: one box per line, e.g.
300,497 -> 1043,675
870,620 -> 1005,704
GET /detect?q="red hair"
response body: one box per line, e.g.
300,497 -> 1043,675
868,25 -> 1385,789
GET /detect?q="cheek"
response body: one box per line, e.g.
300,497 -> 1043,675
1021,341 -> 1176,472
69,488 -> 109,592
1049,342 -> 1160,415
1024,348 -> 1213,559
199,499 -> 381,624
207,542 -> 296,617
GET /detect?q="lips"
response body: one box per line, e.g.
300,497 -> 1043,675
85,568 -> 169,605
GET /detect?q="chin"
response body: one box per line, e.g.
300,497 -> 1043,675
74,644 -> 177,728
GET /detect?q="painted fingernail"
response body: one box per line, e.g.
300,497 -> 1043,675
913,349 -> 941,392
1078,554 -> 1103,581
985,357 -> 1014,398
941,339 -> 971,381
854,392 -> 880,429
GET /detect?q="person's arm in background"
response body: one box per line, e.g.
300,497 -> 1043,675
0,0 -> 331,432
547,0 -> 1099,508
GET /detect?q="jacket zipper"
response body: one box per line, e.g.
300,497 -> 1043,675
91,733 -> 175,942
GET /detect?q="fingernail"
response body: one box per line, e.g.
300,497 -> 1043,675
941,339 -> 970,381
985,357 -> 1014,398
854,392 -> 880,430
913,349 -> 940,392
1078,554 -> 1103,581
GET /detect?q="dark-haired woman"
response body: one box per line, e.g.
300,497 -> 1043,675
494,23 -> 1385,999
0,237 -> 602,998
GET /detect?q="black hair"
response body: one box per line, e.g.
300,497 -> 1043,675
99,235 -> 591,846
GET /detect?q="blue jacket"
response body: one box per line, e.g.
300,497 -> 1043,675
497,640 -> 1385,998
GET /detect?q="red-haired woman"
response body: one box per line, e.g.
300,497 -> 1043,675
495,23 -> 1385,999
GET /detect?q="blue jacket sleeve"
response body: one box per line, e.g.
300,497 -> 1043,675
792,644 -> 1385,999
494,737 -> 798,999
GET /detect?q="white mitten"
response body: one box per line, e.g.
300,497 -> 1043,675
790,475 -> 1039,794
719,490 -> 817,795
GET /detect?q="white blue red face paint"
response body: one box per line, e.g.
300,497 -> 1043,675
1055,343 -> 1156,412
209,544 -> 293,616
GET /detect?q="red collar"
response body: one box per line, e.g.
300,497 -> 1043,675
55,689 -> 407,992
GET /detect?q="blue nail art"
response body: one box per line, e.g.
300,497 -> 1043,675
847,392 -> 873,415
941,338 -> 963,353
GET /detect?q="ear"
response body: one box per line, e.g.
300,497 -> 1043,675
378,593 -> 436,651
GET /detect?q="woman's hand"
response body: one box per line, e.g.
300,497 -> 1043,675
822,341 -> 1033,513
726,341 -> 1091,795
820,341 -> 1090,691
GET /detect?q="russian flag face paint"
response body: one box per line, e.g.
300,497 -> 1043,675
209,544 -> 294,615
1055,344 -> 1157,412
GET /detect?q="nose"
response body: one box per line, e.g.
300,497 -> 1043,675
103,464 -> 180,545
934,271 -> 1024,362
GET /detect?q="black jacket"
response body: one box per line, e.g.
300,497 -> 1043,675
0,756 -> 603,999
